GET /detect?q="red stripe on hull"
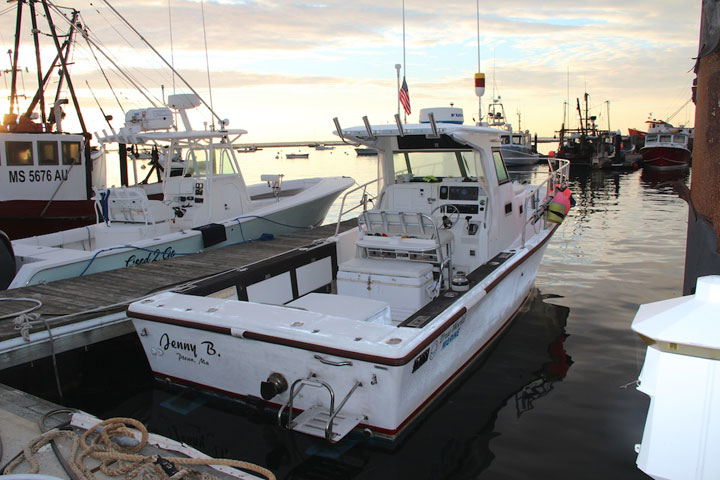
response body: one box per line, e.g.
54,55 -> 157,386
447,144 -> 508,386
641,146 -> 691,170
0,199 -> 96,239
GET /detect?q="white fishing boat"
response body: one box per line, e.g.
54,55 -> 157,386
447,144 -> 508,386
485,98 -> 541,166
126,107 -> 570,443
3,94 -> 354,289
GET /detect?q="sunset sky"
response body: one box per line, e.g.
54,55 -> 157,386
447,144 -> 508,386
0,0 -> 701,143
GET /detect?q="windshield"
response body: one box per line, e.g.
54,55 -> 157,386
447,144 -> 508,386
392,150 -> 481,180
184,145 -> 238,176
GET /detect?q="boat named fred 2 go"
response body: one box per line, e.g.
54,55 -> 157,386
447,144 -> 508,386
127,107 -> 571,443
3,94 -> 354,289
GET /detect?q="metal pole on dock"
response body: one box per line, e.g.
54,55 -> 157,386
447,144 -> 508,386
683,0 -> 720,294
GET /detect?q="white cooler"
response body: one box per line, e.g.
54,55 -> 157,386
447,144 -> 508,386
337,258 -> 434,322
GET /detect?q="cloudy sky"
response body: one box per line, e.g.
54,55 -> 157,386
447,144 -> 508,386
1,0 -> 701,142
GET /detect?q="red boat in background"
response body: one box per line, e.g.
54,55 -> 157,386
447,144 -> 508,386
1,2 -> 163,240
639,119 -> 693,170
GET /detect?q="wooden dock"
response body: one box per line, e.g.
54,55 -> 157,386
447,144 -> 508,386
0,220 -> 356,369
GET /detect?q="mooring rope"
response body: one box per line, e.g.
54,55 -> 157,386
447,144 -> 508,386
3,416 -> 275,480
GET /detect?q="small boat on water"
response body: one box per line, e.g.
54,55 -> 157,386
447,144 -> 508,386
485,98 -> 541,166
236,145 -> 261,153
355,147 -> 378,156
126,107 -> 571,443
3,94 -> 354,289
640,119 -> 693,170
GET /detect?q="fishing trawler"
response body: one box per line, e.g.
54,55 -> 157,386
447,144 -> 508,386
640,120 -> 693,170
3,94 -> 354,289
0,2 -> 164,240
126,107 -> 570,443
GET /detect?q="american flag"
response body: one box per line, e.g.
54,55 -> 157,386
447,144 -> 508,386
399,76 -> 411,115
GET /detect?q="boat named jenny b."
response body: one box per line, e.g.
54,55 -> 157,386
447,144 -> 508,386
127,108 -> 570,443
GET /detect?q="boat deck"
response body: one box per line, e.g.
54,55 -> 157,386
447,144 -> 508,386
0,220 -> 356,368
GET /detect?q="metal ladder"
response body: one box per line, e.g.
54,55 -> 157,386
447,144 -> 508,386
277,377 -> 364,443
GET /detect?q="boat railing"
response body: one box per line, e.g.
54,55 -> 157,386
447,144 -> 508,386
521,158 -> 571,246
334,178 -> 380,236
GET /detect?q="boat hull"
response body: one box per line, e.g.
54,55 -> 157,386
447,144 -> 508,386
640,146 -> 691,170
500,146 -> 541,166
128,228 -> 553,440
0,199 -> 96,240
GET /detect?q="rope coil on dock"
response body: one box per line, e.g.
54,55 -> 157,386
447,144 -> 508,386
2,416 -> 275,480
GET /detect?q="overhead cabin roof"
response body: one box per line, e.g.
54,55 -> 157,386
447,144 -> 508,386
336,123 -> 501,150
97,128 -> 247,145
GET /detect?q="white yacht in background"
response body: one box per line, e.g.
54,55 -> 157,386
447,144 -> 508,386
4,94 -> 354,289
486,98 -> 541,166
126,107 -> 570,443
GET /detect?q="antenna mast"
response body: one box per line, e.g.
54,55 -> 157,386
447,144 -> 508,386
474,0 -> 484,124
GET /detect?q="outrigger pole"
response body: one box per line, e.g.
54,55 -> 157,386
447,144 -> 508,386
99,0 -> 226,128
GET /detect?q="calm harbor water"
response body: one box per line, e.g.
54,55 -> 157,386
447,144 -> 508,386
1,148 -> 691,479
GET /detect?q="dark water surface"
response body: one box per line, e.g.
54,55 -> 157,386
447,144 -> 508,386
1,164 -> 691,479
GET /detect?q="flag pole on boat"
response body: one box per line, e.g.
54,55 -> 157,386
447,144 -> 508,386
395,63 -> 401,119
398,0 -> 411,123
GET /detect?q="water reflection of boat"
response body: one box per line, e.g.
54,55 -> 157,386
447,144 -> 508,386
640,166 -> 690,189
139,288 -> 570,478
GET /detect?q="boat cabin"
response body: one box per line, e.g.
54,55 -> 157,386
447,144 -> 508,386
0,131 -> 93,203
643,132 -> 690,150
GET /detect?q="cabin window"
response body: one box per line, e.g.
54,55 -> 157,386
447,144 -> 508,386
38,141 -> 59,165
5,141 -> 33,166
646,135 -> 657,142
659,135 -> 672,143
392,150 -> 480,180
61,141 -> 81,165
214,147 -> 238,175
675,134 -> 686,143
512,136 -> 522,145
492,149 -> 510,185
185,147 -> 208,176
501,136 -> 510,145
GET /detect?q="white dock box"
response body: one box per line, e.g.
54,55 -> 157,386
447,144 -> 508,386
337,258 -> 434,322
288,293 -> 392,325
